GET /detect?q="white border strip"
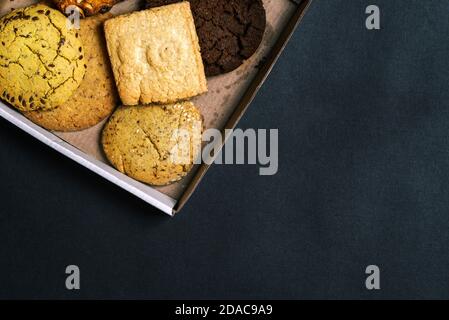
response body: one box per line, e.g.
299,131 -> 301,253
0,102 -> 177,216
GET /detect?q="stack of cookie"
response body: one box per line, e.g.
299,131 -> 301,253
101,2 -> 207,186
0,1 -> 267,187
25,12 -> 119,131
0,4 -> 118,131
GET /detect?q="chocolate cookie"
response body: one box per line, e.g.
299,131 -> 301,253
144,0 -> 267,76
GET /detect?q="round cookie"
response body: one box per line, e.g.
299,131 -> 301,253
144,0 -> 267,76
0,4 -> 86,112
102,102 -> 203,186
24,14 -> 118,132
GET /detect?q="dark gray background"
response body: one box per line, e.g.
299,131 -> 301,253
1,0 -> 449,299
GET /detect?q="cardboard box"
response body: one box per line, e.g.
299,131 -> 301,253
0,0 -> 312,215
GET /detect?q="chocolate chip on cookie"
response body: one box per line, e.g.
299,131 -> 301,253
144,0 -> 267,77
0,4 -> 86,112
24,14 -> 118,132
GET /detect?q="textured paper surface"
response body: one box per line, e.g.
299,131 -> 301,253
1,0 -> 296,200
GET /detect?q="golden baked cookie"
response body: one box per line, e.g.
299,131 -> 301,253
102,102 -> 203,186
24,14 -> 118,132
0,4 -> 86,112
104,2 -> 207,106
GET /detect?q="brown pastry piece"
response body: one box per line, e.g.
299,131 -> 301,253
51,0 -> 123,17
144,0 -> 267,76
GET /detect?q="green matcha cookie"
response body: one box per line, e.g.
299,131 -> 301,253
0,4 -> 86,111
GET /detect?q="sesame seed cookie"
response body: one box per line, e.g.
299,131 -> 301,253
102,102 -> 203,186
0,4 -> 86,112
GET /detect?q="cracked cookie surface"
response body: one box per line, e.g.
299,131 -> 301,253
102,102 -> 203,186
0,4 -> 86,111
24,14 -> 118,131
144,0 -> 267,76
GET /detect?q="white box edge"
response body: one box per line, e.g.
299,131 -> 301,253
0,102 -> 177,216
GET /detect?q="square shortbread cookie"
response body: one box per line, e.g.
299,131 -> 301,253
104,2 -> 207,105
